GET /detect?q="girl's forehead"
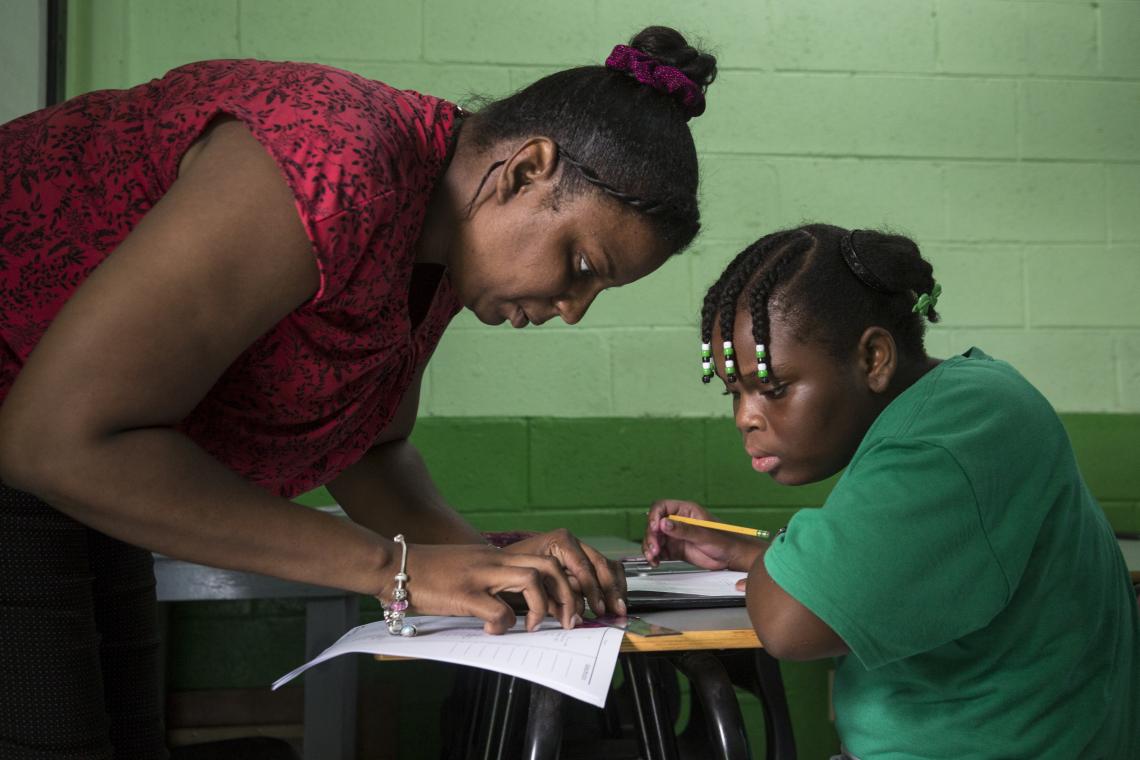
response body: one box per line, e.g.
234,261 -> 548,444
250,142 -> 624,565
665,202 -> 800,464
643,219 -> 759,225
710,308 -> 789,344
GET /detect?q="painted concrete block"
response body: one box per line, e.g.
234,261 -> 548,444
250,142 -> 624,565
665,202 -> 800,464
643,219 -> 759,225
1027,245 -> 1140,327
946,162 -> 1105,242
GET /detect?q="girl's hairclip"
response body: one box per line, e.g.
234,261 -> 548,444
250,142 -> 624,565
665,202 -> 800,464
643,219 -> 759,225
912,283 -> 942,317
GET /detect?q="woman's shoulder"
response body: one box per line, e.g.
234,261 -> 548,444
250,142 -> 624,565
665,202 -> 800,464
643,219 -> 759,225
150,59 -> 458,214
152,59 -> 448,129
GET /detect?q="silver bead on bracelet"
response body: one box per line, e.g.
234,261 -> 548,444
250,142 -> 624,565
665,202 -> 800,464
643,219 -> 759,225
382,534 -> 416,637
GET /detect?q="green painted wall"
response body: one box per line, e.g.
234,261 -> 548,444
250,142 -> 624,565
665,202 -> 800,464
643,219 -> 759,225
65,0 -> 1140,416
60,1 -> 1139,756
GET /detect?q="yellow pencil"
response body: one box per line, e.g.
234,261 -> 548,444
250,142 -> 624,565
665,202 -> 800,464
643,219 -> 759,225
666,514 -> 772,540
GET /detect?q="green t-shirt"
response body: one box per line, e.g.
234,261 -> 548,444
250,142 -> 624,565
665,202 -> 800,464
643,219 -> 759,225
765,348 -> 1140,760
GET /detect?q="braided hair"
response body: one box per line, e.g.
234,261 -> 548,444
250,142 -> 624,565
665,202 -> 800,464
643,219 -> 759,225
700,224 -> 940,385
464,26 -> 717,253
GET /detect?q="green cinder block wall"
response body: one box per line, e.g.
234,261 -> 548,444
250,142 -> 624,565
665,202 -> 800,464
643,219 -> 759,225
57,0 -> 1140,757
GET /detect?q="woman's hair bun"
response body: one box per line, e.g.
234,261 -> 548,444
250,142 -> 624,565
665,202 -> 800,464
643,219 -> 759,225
628,25 -> 717,91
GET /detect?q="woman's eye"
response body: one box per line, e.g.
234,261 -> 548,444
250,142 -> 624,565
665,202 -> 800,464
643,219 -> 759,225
577,254 -> 593,275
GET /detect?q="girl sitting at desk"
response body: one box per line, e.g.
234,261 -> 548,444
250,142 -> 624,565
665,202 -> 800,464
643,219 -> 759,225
642,224 -> 1139,759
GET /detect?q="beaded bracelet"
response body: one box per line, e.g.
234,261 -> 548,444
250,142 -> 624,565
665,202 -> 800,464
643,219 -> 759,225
382,534 -> 417,637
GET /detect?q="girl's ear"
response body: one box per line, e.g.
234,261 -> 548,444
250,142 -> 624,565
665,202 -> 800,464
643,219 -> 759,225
858,326 -> 897,394
496,137 -> 559,202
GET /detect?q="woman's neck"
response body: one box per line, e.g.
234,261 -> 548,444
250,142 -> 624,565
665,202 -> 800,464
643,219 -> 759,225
415,124 -> 482,267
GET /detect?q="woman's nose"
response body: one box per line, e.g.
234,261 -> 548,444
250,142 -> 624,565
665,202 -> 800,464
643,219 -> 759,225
556,287 -> 600,325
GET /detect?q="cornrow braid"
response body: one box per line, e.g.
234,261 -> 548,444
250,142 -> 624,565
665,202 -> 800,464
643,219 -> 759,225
698,231 -> 801,383
746,232 -> 813,385
699,244 -> 764,383
716,245 -> 774,382
699,244 -> 765,342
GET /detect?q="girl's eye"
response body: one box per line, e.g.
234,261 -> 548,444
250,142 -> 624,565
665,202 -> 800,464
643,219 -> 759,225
764,385 -> 789,399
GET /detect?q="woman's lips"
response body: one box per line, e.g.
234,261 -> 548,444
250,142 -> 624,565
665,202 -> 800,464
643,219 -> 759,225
752,455 -> 780,473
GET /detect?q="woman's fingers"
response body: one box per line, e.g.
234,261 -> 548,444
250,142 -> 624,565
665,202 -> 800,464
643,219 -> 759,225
464,590 -> 519,635
406,544 -> 580,633
582,544 -> 627,616
505,530 -> 624,619
502,566 -> 549,632
503,553 -> 578,629
549,535 -> 608,615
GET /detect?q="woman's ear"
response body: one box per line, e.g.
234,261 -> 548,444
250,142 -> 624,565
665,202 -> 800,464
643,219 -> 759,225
858,326 -> 897,394
496,137 -> 559,202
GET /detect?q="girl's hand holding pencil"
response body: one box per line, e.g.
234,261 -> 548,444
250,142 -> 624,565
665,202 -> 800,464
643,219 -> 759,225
642,499 -> 768,582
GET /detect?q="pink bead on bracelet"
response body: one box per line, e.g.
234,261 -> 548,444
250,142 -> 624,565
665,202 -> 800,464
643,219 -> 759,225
382,534 -> 416,637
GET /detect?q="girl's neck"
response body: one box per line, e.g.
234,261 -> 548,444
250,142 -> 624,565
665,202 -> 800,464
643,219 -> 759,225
888,354 -> 942,400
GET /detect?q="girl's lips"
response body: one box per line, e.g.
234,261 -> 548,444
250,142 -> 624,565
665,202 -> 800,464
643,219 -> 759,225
752,455 -> 780,473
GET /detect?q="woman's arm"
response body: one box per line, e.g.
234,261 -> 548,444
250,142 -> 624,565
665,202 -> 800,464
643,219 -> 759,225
329,369 -> 627,617
0,119 -> 579,632
327,368 -> 484,545
0,118 -> 384,587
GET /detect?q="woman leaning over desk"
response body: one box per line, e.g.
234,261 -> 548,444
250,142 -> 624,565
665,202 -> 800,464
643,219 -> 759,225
0,26 -> 717,758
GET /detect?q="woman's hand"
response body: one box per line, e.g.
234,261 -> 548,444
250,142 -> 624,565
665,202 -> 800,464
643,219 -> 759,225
502,529 -> 627,617
395,543 -> 581,634
643,499 -> 764,572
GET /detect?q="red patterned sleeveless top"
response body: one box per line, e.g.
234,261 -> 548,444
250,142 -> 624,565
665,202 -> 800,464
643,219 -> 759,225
0,60 -> 463,497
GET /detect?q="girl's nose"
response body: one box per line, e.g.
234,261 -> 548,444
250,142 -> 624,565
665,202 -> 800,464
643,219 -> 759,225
735,394 -> 767,433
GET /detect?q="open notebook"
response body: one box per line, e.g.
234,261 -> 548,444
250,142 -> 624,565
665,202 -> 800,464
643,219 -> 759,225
623,560 -> 747,611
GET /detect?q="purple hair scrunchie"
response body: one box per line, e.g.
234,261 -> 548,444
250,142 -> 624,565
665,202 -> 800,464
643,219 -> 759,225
604,44 -> 706,119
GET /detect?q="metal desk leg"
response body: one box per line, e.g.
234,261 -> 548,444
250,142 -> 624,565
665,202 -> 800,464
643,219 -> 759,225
719,650 -> 797,760
622,654 -> 680,760
673,652 -> 750,760
750,650 -> 796,760
522,684 -> 564,760
303,595 -> 359,760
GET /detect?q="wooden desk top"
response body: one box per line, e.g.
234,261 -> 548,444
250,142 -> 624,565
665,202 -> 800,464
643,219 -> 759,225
622,607 -> 759,653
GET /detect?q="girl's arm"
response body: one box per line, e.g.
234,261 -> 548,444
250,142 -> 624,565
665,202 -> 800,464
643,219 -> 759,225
744,551 -> 850,661
645,500 -> 849,660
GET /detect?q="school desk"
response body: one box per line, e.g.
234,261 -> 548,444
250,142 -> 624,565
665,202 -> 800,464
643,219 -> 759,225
151,532 -> 1138,759
409,536 -> 794,760
153,505 -> 357,760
